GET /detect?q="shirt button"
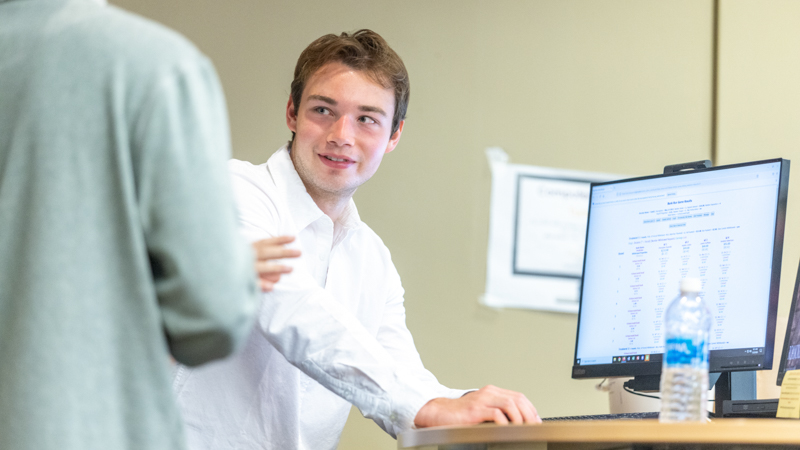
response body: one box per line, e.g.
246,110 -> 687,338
318,253 -> 325,261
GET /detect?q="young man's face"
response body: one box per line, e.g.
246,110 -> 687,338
287,62 -> 403,202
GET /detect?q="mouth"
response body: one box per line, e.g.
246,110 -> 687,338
322,155 -> 353,163
318,153 -> 355,169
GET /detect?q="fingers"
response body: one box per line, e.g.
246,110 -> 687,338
252,236 -> 301,260
254,245 -> 301,260
481,386 -> 523,424
255,262 -> 293,277
260,279 -> 275,292
475,385 -> 540,425
413,390 -> 540,429
259,235 -> 295,245
519,395 -> 541,424
489,387 -> 522,424
495,386 -> 539,424
491,407 -> 509,425
257,265 -> 292,292
251,236 -> 300,292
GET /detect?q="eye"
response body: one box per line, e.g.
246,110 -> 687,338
358,116 -> 377,124
313,106 -> 331,115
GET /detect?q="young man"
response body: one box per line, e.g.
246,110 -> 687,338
174,30 -> 539,450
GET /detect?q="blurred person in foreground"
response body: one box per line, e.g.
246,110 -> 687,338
174,29 -> 540,450
0,0 -> 264,448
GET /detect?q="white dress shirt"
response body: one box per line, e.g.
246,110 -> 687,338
174,147 -> 466,450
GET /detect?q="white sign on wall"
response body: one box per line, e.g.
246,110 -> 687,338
482,147 -> 624,313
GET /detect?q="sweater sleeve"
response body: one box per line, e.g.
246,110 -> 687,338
131,54 -> 259,366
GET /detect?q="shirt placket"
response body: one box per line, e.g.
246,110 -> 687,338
311,217 -> 334,288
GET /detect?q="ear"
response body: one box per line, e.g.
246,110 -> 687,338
384,120 -> 404,154
286,97 -> 298,132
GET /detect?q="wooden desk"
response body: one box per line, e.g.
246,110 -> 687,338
398,419 -> 800,449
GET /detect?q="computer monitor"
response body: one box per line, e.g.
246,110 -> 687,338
572,159 -> 790,395
777,260 -> 800,386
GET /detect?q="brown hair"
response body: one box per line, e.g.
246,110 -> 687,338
290,29 -> 409,141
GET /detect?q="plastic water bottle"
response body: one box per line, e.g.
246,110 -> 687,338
659,278 -> 711,422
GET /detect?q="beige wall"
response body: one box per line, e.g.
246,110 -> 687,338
105,1 -> 799,449
716,0 -> 800,318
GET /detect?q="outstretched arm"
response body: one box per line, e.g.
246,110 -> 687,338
371,262 -> 540,429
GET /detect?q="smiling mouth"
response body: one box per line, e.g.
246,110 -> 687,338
324,155 -> 351,162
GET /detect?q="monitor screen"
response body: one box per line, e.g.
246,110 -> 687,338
572,159 -> 789,380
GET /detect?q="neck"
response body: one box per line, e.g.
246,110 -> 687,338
306,186 -> 354,224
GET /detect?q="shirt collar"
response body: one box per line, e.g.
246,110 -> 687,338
266,146 -> 361,233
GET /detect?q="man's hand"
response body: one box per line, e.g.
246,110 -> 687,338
413,385 -> 541,427
252,236 -> 301,292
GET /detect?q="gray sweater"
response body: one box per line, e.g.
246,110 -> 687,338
0,0 -> 259,448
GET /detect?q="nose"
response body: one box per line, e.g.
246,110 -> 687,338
328,115 -> 355,147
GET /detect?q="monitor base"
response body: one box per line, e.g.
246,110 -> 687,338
622,370 -> 758,415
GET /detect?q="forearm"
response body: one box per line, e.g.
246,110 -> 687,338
257,283 -> 443,436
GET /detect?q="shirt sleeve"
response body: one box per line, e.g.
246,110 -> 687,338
259,268 -> 444,437
131,54 -> 259,366
368,262 -> 469,435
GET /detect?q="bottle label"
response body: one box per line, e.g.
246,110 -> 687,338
665,337 -> 707,365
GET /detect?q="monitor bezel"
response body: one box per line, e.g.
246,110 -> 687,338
572,158 -> 789,380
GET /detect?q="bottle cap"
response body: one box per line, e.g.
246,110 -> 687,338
680,278 -> 702,293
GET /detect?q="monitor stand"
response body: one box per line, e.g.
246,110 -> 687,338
622,375 -> 660,392
712,371 -> 757,415
623,371 -> 757,415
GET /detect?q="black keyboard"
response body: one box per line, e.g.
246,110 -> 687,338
543,411 -> 659,421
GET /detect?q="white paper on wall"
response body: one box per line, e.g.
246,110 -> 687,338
482,147 -> 624,313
